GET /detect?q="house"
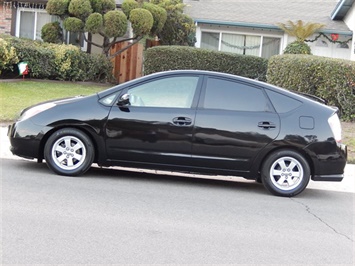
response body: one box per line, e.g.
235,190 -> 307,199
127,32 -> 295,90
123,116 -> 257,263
2,0 -> 354,60
184,0 -> 355,60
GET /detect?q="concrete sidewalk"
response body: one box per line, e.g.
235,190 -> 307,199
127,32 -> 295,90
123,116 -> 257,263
1,126 -> 354,193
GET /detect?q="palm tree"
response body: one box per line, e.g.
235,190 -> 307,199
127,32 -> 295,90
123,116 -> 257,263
277,20 -> 325,42
277,20 -> 325,54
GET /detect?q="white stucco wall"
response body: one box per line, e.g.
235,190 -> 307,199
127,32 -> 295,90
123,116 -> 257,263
91,34 -> 104,54
195,24 -> 352,60
306,33 -> 352,60
344,4 -> 355,60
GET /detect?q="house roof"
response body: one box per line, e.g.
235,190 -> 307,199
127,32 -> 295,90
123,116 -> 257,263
331,0 -> 355,19
184,0 -> 352,35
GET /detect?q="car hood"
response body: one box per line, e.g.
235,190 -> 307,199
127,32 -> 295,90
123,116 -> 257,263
21,95 -> 93,114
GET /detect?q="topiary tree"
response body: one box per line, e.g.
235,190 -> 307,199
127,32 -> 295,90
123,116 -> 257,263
277,20 -> 324,55
44,0 -> 167,57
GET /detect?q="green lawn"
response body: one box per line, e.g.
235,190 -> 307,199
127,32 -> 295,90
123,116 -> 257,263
0,80 -> 111,121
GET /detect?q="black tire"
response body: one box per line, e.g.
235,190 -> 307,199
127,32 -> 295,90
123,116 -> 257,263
44,128 -> 94,176
261,150 -> 310,197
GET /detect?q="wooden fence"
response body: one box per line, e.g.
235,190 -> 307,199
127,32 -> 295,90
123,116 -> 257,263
110,41 -> 144,84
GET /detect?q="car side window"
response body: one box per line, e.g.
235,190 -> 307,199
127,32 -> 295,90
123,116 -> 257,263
202,78 -> 268,112
126,76 -> 199,108
266,90 -> 302,113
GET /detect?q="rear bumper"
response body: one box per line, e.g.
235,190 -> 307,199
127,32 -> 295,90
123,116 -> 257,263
312,174 -> 343,182
311,143 -> 347,182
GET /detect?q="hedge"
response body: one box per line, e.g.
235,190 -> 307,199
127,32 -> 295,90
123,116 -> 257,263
0,35 -> 113,82
144,46 -> 268,81
267,54 -> 355,121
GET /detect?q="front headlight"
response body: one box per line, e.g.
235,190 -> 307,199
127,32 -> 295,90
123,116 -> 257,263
19,102 -> 56,121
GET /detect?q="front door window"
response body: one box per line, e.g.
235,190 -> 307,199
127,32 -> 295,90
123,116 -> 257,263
126,76 -> 199,108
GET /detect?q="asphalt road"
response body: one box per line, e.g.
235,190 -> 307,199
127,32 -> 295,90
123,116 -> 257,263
1,157 -> 354,265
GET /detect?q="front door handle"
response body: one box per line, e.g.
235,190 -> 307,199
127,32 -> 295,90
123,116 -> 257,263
173,117 -> 192,126
258,121 -> 276,129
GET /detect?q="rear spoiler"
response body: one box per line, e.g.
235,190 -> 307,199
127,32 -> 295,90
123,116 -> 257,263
292,91 -> 341,117
292,91 -> 327,105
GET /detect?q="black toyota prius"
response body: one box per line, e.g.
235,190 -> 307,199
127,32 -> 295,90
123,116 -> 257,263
8,70 -> 347,197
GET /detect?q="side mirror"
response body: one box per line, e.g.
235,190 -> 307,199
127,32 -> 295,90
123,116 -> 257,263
118,93 -> 130,106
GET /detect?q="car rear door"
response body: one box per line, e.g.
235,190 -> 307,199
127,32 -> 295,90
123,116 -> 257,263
191,76 -> 280,173
105,74 -> 202,166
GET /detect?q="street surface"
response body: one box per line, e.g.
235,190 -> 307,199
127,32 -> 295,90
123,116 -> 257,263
1,126 -> 354,265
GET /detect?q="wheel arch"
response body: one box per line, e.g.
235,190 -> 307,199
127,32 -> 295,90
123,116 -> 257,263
38,125 -> 104,164
254,145 -> 315,182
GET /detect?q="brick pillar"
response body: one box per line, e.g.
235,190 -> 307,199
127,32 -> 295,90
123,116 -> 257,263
0,2 -> 13,35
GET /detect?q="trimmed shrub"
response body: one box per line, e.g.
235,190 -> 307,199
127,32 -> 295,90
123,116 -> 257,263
46,0 -> 70,16
41,22 -> 63,43
68,0 -> 93,20
64,17 -> 85,32
284,40 -> 312,55
90,0 -> 116,13
142,2 -> 167,35
103,10 -> 128,37
129,8 -> 154,36
86,12 -> 103,34
121,0 -> 139,19
144,46 -> 268,81
3,36 -> 113,82
268,54 -> 355,121
0,37 -> 19,75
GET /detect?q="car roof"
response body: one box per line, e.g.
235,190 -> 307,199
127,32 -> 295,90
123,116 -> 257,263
97,70 -> 330,108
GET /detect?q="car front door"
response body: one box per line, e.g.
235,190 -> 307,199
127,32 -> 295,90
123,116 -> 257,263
191,76 -> 280,173
105,74 -> 202,167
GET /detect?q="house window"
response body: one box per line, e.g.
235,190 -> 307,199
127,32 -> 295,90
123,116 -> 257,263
316,39 -> 329,47
337,43 -> 349,49
16,7 -> 87,51
200,31 -> 281,59
262,37 -> 281,59
201,32 -> 219,50
64,31 -> 88,51
221,33 -> 261,56
16,8 -> 54,41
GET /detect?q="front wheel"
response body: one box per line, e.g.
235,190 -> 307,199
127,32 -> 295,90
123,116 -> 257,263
44,128 -> 94,176
261,150 -> 310,197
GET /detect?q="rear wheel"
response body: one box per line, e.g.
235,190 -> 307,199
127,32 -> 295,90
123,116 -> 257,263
44,128 -> 94,176
261,150 -> 310,197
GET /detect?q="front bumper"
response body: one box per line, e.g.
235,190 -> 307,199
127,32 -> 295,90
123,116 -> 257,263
7,120 -> 50,160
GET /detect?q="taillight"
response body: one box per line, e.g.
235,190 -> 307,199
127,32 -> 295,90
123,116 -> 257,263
328,113 -> 342,143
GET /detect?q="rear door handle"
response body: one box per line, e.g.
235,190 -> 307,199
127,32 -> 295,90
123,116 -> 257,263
258,121 -> 276,129
173,117 -> 192,126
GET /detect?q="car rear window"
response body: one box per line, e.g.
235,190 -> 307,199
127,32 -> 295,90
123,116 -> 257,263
266,90 -> 302,113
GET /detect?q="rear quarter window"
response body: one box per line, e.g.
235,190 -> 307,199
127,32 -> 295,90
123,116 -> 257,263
266,90 -> 302,113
